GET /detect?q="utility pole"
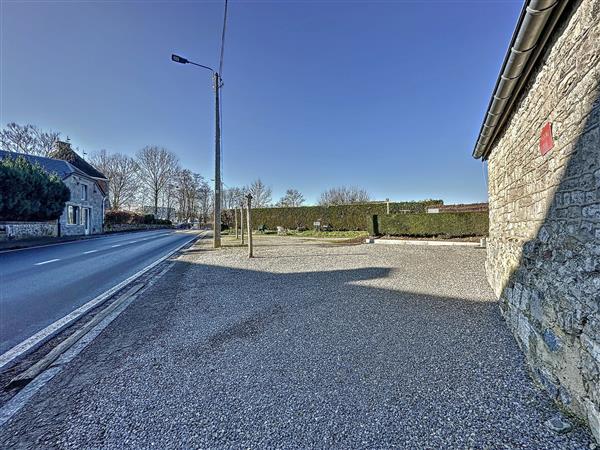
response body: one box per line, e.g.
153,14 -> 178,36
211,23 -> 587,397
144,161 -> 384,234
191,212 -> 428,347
213,72 -> 222,248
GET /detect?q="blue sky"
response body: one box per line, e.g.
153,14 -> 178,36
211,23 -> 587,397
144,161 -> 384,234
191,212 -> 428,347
1,0 -> 522,205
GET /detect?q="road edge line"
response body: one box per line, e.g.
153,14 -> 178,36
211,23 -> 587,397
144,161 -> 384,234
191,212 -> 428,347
0,231 -> 206,372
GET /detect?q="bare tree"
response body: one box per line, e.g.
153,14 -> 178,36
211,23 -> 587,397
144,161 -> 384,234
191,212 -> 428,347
175,169 -> 209,222
91,150 -> 139,210
34,129 -> 62,156
246,179 -> 272,208
318,186 -> 370,206
0,123 -> 61,156
276,189 -> 305,207
223,186 -> 245,209
197,179 -> 213,224
136,146 -> 180,216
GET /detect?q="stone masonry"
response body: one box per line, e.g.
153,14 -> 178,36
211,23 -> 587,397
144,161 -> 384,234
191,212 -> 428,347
0,221 -> 58,240
486,0 -> 600,441
59,173 -> 105,236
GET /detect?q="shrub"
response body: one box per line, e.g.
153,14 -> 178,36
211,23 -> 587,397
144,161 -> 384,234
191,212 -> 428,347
0,156 -> 70,221
377,212 -> 489,238
105,210 -> 172,226
223,201 -> 443,231
105,210 -> 139,225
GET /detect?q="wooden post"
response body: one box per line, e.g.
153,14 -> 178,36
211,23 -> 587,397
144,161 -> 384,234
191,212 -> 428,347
246,194 -> 253,258
386,198 -> 390,215
240,206 -> 245,245
234,208 -> 239,239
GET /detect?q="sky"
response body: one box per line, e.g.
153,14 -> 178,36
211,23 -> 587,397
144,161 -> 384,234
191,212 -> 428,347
0,0 -> 523,205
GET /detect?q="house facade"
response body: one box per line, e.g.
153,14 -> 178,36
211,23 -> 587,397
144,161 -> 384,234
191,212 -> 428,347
473,0 -> 599,441
0,142 -> 108,237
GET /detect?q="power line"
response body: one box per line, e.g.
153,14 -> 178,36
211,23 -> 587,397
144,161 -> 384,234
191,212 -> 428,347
218,0 -> 228,76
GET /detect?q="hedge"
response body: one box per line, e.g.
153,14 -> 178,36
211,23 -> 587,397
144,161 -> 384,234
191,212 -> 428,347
0,156 -> 70,221
224,200 -> 443,231
105,210 -> 172,226
373,212 -> 489,238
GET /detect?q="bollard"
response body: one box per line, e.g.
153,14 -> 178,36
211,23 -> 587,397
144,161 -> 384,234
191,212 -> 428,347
246,194 -> 253,258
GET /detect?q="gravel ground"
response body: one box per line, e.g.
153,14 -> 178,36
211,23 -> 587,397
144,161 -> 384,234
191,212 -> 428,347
0,236 -> 594,449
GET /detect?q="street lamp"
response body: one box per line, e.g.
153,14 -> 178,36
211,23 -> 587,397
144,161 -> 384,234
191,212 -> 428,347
171,53 -> 222,248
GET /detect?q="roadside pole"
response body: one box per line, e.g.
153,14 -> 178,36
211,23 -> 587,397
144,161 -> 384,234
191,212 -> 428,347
234,208 -> 239,239
240,206 -> 245,245
246,194 -> 253,258
213,72 -> 222,249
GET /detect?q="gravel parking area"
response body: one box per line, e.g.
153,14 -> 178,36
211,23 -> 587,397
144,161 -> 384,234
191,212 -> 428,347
1,236 -> 594,448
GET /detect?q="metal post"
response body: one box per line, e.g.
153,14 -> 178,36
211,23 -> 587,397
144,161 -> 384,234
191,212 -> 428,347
213,72 -> 222,248
386,198 -> 390,215
234,207 -> 239,239
246,194 -> 253,258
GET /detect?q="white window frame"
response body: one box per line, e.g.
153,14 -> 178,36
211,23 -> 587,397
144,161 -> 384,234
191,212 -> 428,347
67,205 -> 80,225
82,184 -> 88,201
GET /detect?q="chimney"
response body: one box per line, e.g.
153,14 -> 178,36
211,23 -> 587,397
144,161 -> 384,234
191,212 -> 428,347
53,140 -> 73,153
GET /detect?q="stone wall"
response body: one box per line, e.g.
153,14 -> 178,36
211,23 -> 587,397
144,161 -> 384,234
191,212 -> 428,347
486,0 -> 599,441
0,221 -> 58,240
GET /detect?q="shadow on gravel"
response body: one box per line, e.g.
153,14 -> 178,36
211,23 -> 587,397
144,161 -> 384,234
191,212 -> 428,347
0,254 -> 594,448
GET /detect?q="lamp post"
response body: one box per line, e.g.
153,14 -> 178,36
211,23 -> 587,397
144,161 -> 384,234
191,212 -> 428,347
171,53 -> 222,248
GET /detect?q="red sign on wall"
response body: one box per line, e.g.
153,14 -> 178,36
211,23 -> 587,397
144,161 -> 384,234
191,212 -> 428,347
540,122 -> 554,156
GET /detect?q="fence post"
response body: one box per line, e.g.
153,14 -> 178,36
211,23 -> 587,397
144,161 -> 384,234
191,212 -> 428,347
246,194 -> 253,258
240,206 -> 245,245
234,208 -> 239,239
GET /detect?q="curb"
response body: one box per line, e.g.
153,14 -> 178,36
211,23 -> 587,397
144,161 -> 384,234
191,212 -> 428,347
365,238 -> 484,247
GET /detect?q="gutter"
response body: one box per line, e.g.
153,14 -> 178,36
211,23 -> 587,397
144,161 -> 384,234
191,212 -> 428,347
472,0 -> 571,160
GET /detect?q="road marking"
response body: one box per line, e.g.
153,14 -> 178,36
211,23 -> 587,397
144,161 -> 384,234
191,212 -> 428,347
83,250 -> 98,254
34,259 -> 60,266
0,229 -> 170,254
129,240 -> 138,243
0,231 -> 206,372
111,244 -> 122,248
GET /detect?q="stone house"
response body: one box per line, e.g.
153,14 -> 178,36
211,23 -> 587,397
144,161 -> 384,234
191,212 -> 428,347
0,142 -> 108,236
472,0 -> 599,441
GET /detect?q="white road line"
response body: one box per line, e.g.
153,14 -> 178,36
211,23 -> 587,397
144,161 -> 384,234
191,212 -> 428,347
0,231 -> 206,372
34,259 -> 60,266
111,244 -> 122,248
129,240 -> 138,244
83,250 -> 98,254
0,229 -> 173,254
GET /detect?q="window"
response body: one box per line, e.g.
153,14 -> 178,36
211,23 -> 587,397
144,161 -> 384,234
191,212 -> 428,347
82,185 -> 88,201
67,205 -> 79,225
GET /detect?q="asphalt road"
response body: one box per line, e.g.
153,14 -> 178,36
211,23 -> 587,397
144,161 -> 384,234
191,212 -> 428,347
0,229 -> 198,355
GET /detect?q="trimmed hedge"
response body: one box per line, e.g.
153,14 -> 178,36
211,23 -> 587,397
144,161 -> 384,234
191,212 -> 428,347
0,156 -> 70,221
105,210 -> 172,226
224,201 -> 443,231
375,212 -> 489,238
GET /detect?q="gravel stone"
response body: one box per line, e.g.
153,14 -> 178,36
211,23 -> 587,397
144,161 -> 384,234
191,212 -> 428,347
0,236 -> 594,448
546,415 -> 573,434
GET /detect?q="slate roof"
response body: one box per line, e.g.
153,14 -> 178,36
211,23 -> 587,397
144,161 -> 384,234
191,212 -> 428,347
50,145 -> 107,180
0,150 -> 84,179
